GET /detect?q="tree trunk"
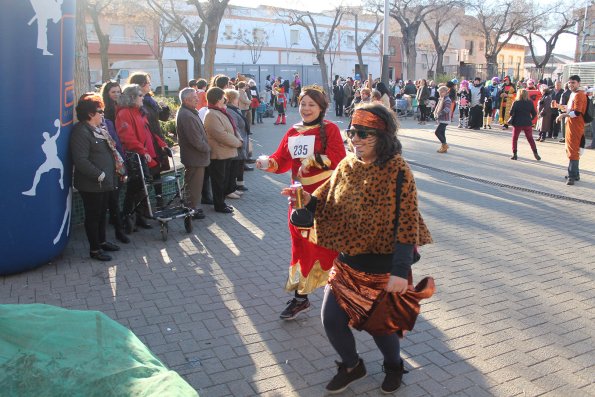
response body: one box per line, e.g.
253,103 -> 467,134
158,58 -> 165,94
74,0 -> 90,107
317,52 -> 331,102
99,35 -> 110,82
400,24 -> 421,80
486,54 -> 498,78
357,49 -> 365,80
406,40 -> 417,80
203,26 -> 218,79
435,48 -> 444,75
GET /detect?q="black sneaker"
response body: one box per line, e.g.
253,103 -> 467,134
326,359 -> 367,394
100,242 -> 120,252
381,360 -> 408,394
279,298 -> 311,320
90,250 -> 111,261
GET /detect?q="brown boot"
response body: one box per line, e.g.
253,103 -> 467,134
437,143 -> 448,153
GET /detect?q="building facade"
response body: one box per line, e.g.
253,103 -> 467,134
575,3 -> 595,62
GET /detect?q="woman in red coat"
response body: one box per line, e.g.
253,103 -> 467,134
256,85 -> 347,320
116,84 -> 166,230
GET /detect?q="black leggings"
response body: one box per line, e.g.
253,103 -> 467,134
435,122 -> 447,144
321,285 -> 401,368
79,191 -> 110,251
419,104 -> 427,121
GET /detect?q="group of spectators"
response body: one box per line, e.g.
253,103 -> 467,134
70,72 -> 171,261
70,72 -> 268,262
332,76 -> 393,117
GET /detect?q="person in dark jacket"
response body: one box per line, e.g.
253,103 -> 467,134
128,72 -> 171,208
333,79 -> 345,117
70,93 -> 125,261
416,79 -> 430,124
558,83 -> 572,143
536,85 -> 552,142
224,89 -> 250,197
550,80 -> 564,139
509,89 -> 541,161
100,81 -> 129,244
176,88 -> 211,219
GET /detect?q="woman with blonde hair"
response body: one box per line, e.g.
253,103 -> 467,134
508,88 -> 541,161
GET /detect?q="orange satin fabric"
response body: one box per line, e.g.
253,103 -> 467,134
328,259 -> 435,336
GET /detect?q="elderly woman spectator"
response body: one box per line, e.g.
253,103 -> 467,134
508,89 -> 541,161
283,103 -> 432,394
374,82 -> 393,110
203,87 -> 244,213
116,84 -> 167,230
70,93 -> 125,261
224,89 -> 250,195
128,72 -> 171,208
100,81 -> 129,244
536,85 -> 553,142
237,81 -> 252,122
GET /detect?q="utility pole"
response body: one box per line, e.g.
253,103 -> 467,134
381,0 -> 390,85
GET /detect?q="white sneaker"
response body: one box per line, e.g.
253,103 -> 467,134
234,190 -> 244,196
226,192 -> 241,199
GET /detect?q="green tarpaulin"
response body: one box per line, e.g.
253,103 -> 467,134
0,304 -> 198,397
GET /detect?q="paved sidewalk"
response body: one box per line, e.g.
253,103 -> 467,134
2,108 -> 594,397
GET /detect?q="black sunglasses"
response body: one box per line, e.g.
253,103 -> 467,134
346,128 -> 377,140
96,109 -> 105,114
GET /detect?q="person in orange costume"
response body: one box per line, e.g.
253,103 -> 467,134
556,75 -> 587,185
525,79 -> 542,125
499,76 -> 516,129
256,85 -> 347,320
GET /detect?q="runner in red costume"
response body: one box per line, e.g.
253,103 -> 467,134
256,85 -> 347,320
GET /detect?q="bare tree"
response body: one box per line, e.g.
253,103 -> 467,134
147,0 -> 206,78
516,8 -> 578,79
148,0 -> 228,78
75,0 -> 91,109
188,0 -> 230,78
281,7 -> 344,100
133,11 -> 182,93
386,0 -> 456,80
87,0 -> 114,82
422,9 -> 460,75
233,28 -> 269,64
472,0 -> 534,77
417,42 -> 438,76
347,10 -> 382,82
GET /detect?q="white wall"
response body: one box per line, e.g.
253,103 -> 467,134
163,5 -> 383,80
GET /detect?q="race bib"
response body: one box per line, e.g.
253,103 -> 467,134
288,135 -> 315,159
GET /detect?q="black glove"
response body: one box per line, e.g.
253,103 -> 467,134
290,208 -> 314,228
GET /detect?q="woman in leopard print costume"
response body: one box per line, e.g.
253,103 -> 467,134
283,103 -> 432,394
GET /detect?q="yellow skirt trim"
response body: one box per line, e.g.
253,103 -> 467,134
285,260 -> 330,295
